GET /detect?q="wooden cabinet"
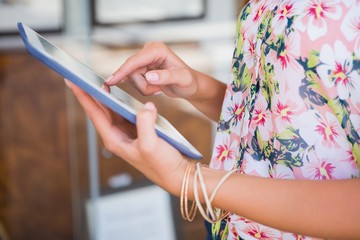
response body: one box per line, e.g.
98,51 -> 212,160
0,50 -> 74,239
0,49 -> 213,240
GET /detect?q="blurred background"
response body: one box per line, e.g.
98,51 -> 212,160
0,0 -> 246,239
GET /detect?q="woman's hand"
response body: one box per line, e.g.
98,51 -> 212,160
105,42 -> 227,121
66,80 -> 188,196
106,42 -> 198,99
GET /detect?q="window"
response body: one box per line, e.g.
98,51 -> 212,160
92,0 -> 206,25
0,0 -> 63,35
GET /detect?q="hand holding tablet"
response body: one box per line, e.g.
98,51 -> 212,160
17,22 -> 202,160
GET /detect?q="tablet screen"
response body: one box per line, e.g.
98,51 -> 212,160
18,22 -> 202,159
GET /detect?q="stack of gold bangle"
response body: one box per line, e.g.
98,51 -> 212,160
180,161 -> 238,223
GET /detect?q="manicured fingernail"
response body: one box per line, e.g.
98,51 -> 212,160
102,83 -> 110,93
105,75 -> 114,83
145,72 -> 159,82
144,102 -> 155,111
64,79 -> 71,88
153,91 -> 163,96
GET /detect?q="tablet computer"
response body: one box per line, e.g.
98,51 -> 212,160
17,22 -> 202,160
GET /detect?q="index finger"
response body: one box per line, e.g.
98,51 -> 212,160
106,42 -> 169,85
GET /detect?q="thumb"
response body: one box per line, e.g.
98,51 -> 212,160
136,102 -> 159,153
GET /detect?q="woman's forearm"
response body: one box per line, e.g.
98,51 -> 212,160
187,70 -> 226,121
185,166 -> 360,239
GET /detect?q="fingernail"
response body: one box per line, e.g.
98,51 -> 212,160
102,83 -> 111,93
145,72 -> 159,82
105,75 -> 114,83
153,91 -> 163,96
64,79 -> 71,88
144,102 -> 155,111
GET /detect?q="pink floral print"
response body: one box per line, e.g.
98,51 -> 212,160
210,0 -> 360,239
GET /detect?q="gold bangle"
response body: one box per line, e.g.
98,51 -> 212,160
196,163 -> 216,219
193,168 -> 217,223
207,168 -> 238,220
185,163 -> 197,221
180,161 -> 197,221
193,163 -> 221,223
193,163 -> 237,223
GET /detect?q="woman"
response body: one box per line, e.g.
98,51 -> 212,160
67,0 -> 360,239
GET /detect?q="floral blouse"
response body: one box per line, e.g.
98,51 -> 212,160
209,0 -> 360,239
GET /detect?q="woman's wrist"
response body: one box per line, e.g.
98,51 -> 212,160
185,71 -> 226,121
162,159 -> 194,197
179,161 -> 237,223
179,162 -> 228,202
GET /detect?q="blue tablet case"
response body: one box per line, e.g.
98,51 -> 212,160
17,22 -> 202,160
